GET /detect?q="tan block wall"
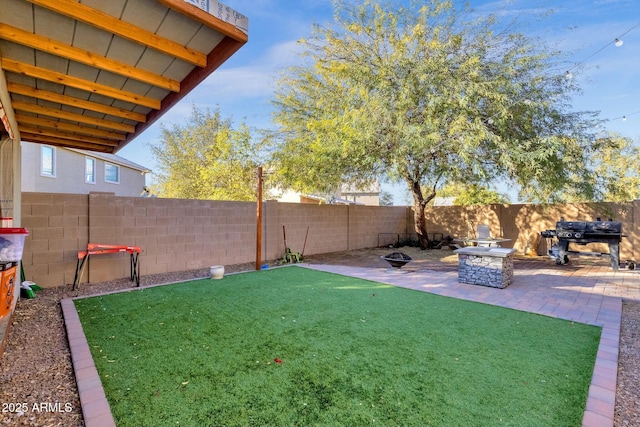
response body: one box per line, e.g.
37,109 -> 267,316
21,193 -> 89,286
266,203 -> 410,258
20,194 -> 410,287
423,202 -> 635,260
348,205 -> 410,249
81,195 -> 258,283
269,202 -> 350,259
19,192 -> 639,288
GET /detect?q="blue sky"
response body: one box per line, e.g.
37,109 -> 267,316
119,0 -> 640,205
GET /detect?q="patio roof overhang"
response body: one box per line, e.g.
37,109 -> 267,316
0,0 -> 248,153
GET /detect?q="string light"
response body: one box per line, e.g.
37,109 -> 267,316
564,22 -> 639,77
482,21 -> 639,127
611,110 -> 640,123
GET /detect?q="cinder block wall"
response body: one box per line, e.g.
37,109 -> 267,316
266,203 -> 411,258
21,193 -> 89,286
80,195 -> 258,283
19,192 -> 639,288
269,202 -> 349,259
422,201 -> 637,260
20,194 -> 410,287
348,205 -> 411,249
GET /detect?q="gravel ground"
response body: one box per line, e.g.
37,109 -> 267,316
616,300 -> 640,426
0,249 -> 638,426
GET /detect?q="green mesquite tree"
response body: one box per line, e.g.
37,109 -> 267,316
149,106 -> 261,201
573,132 -> 640,203
270,0 -> 605,249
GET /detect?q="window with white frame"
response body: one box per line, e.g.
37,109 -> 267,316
85,157 -> 96,184
41,145 -> 55,177
105,163 -> 120,184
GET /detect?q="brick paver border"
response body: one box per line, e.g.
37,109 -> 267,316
61,299 -> 115,427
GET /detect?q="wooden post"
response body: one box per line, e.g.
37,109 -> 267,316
256,166 -> 263,270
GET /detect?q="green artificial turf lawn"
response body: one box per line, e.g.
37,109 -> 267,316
75,266 -> 601,427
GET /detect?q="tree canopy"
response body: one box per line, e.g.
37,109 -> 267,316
270,0 -> 607,248
379,190 -> 394,206
149,106 -> 261,201
576,132 -> 640,203
435,183 -> 510,206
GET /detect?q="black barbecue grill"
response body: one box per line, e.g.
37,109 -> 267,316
541,218 -> 624,270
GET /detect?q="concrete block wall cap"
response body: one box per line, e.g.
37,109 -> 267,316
454,247 -> 515,257
488,248 -> 517,255
454,247 -> 491,254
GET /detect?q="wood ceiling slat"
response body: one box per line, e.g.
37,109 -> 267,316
20,132 -> 116,152
71,19 -> 112,56
15,114 -> 126,141
157,0 -> 248,43
2,58 -> 161,109
25,0 -> 207,67
125,36 -> 244,146
8,83 -> 146,122
0,23 -> 179,92
78,0 -> 127,18
120,0 -> 175,35
12,100 -> 135,133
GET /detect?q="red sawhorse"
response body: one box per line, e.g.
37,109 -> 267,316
73,243 -> 142,290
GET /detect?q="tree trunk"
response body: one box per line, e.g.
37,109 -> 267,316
407,179 -> 437,250
413,200 -> 430,249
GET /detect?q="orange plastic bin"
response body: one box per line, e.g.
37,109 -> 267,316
0,262 -> 18,317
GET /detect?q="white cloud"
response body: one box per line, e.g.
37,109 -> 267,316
262,39 -> 306,67
199,39 -> 304,101
203,66 -> 273,99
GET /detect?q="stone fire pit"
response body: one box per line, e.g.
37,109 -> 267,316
454,246 -> 516,288
381,252 -> 412,268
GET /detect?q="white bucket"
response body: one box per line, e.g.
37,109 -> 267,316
210,265 -> 224,279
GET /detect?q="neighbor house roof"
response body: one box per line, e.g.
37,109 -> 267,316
0,0 -> 247,154
67,147 -> 151,173
340,181 -> 381,194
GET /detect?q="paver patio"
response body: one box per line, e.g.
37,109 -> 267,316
63,258 -> 640,427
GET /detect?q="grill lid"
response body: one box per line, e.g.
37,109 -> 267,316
552,220 -> 622,239
586,221 -> 622,234
555,221 -> 587,232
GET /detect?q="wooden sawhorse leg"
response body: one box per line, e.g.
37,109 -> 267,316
73,253 -> 89,291
130,252 -> 140,286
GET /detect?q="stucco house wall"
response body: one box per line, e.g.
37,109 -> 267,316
21,142 -> 150,197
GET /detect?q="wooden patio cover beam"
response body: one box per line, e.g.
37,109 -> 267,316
1,58 -> 160,110
8,83 -> 147,123
0,23 -> 179,92
12,101 -> 135,133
